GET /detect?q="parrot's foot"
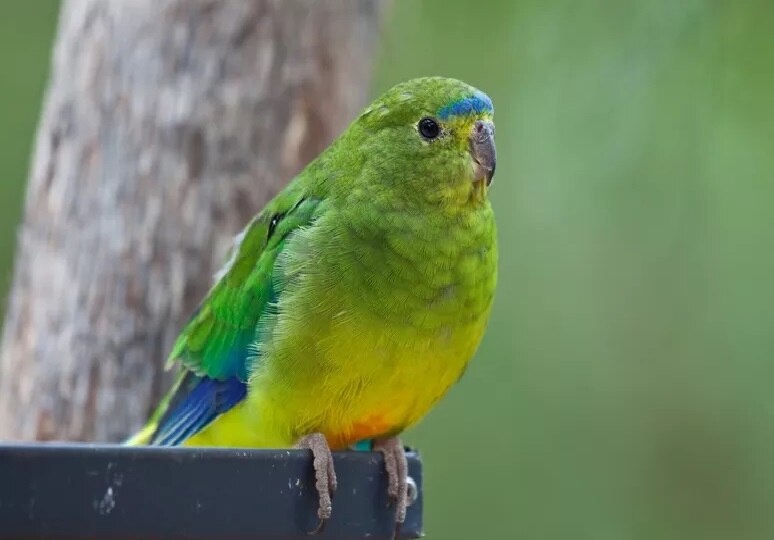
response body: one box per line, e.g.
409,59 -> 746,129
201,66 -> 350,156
296,432 -> 337,534
373,436 -> 409,538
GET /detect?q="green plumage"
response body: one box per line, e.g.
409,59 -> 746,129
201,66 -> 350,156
132,77 -> 498,450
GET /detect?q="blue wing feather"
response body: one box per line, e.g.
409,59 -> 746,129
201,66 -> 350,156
153,375 -> 247,446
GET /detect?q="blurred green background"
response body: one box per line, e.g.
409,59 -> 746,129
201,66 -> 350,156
3,1 -> 774,539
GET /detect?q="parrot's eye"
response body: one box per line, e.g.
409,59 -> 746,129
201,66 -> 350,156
418,117 -> 441,140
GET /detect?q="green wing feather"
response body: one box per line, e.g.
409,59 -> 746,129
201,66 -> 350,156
128,185 -> 321,445
168,190 -> 320,381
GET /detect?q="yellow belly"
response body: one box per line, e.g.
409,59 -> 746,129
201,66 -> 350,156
313,321 -> 486,449
183,317 -> 487,449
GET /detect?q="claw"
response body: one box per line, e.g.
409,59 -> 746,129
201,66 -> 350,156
296,433 -> 337,535
373,436 -> 409,537
309,518 -> 327,536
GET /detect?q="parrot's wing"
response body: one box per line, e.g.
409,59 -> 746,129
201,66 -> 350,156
140,191 -> 321,445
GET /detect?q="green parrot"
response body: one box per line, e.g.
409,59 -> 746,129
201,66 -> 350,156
129,76 -> 498,533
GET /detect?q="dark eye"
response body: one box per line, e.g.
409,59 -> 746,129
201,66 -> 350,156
418,117 -> 441,140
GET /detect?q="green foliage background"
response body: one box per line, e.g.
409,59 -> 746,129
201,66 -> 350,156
2,1 -> 773,538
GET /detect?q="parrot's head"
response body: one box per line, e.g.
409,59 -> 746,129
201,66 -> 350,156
354,77 -> 496,208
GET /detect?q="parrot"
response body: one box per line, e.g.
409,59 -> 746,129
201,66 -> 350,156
128,76 -> 498,535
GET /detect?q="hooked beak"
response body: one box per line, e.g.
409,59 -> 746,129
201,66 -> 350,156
470,120 -> 496,186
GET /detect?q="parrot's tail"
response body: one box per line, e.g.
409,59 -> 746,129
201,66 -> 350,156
124,422 -> 157,446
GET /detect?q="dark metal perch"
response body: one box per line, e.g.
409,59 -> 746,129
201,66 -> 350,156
0,444 -> 423,539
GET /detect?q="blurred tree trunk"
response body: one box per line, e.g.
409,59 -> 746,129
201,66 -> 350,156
0,0 -> 388,442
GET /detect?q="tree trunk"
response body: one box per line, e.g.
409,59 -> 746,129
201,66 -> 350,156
0,0 -> 388,442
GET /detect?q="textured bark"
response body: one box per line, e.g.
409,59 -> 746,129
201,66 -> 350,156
0,0 -> 387,442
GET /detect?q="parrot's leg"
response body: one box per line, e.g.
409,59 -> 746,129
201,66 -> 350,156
373,436 -> 408,537
296,432 -> 337,534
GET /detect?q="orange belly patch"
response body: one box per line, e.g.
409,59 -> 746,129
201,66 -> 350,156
326,413 -> 398,450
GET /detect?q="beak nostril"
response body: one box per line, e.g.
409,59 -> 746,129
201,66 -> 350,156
472,120 -> 493,144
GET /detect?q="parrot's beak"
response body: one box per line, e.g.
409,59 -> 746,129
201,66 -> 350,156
470,120 -> 496,186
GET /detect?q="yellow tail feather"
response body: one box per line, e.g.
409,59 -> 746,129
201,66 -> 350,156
124,422 -> 157,446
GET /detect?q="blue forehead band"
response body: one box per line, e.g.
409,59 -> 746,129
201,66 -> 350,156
437,92 -> 494,120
